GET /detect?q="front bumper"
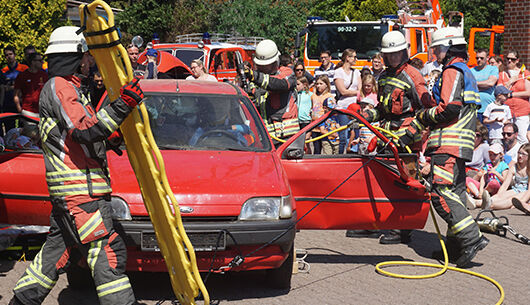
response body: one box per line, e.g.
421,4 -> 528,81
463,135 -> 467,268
115,212 -> 297,272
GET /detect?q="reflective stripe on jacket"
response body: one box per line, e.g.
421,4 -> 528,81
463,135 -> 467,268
416,57 -> 479,161
365,63 -> 434,130
39,75 -> 133,209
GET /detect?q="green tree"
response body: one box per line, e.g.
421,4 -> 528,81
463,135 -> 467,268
440,0 -> 504,50
344,0 -> 397,21
0,0 -> 68,65
215,0 -> 312,53
308,0 -> 347,22
115,0 -> 175,43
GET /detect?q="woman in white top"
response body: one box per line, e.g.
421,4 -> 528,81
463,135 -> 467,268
186,59 -> 218,82
333,49 -> 361,153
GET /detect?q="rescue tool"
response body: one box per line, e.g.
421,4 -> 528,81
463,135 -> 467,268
78,1 -> 209,304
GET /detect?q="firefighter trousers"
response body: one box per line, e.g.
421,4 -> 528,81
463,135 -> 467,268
429,154 -> 482,248
13,199 -> 135,305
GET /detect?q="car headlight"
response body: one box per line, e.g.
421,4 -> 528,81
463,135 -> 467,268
109,197 -> 132,220
239,195 -> 293,220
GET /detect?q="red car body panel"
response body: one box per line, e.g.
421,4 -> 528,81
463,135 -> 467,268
0,80 -> 430,276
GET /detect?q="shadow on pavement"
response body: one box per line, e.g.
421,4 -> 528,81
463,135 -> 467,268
128,270 -> 289,303
0,259 -> 16,274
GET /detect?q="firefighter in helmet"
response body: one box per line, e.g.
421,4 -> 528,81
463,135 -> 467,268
10,26 -> 143,305
361,30 -> 435,244
399,27 -> 488,267
244,39 -> 298,140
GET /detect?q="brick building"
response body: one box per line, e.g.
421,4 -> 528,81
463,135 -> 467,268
503,0 -> 530,64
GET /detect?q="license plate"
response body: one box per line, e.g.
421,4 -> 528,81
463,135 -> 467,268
141,231 -> 226,252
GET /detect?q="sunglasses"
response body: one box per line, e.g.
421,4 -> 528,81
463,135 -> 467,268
476,56 -> 485,60
506,57 -> 518,62
295,69 -> 304,72
502,132 -> 514,137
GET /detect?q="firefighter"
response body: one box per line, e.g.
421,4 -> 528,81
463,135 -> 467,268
362,31 -> 435,244
399,27 -> 489,267
9,26 -> 144,305
244,39 -> 298,141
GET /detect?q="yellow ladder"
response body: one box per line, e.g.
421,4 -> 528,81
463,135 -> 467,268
79,1 -> 209,304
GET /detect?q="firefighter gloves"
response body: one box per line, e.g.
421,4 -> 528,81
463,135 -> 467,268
243,67 -> 254,82
120,77 -> 145,108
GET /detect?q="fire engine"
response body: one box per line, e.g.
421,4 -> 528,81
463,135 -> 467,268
467,25 -> 504,67
295,0 -> 461,73
152,33 -> 263,82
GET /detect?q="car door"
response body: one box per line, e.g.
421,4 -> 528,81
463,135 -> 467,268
209,48 -> 244,82
277,110 -> 430,230
0,114 -> 51,226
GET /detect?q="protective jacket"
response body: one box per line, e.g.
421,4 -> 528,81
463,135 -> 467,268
411,58 -> 480,161
364,62 -> 434,150
39,75 -> 133,243
249,66 -> 297,123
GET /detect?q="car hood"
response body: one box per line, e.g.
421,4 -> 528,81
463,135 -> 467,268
108,150 -> 287,217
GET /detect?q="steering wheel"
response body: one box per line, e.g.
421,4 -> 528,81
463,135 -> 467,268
195,129 -> 242,146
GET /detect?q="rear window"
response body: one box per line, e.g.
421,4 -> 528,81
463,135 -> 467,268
143,93 -> 271,152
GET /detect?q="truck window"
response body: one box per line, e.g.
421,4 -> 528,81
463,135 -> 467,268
306,23 -> 387,60
174,49 -> 204,67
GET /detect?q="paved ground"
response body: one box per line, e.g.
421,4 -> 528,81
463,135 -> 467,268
1,208 -> 529,305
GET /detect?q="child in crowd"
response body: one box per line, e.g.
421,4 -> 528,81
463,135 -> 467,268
483,86 -> 512,144
311,75 -> 335,154
427,68 -> 442,95
319,98 -> 340,155
468,143 -> 530,210
356,74 -> 378,106
348,97 -> 378,154
479,143 -> 509,199
296,76 -> 313,153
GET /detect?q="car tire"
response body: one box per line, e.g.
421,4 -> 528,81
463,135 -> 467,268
265,245 -> 293,290
66,262 -> 94,290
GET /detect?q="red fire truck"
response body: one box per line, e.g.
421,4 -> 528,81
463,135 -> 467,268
153,33 -> 263,82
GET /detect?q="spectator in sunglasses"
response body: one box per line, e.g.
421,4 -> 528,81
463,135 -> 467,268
471,49 -> 499,123
502,122 -> 521,165
293,60 -> 314,85
498,50 -> 530,144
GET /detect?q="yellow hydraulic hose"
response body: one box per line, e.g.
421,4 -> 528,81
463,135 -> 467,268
373,129 -> 504,304
79,1 -> 208,304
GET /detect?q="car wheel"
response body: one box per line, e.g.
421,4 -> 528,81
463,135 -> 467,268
66,262 -> 94,290
265,245 -> 293,290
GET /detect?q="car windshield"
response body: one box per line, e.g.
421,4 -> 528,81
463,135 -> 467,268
306,23 -> 387,60
174,49 -> 204,67
144,93 -> 271,151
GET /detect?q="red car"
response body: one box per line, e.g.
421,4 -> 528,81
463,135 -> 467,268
0,80 -> 429,289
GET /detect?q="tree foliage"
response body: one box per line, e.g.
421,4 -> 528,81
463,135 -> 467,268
440,0 -> 504,38
0,0 -> 68,65
115,0 -> 175,43
214,0 -> 312,53
344,0 -> 397,21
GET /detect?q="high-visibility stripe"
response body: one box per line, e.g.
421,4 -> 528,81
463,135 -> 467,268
440,187 -> 461,204
39,118 -> 57,144
97,277 -> 132,298
78,210 -> 104,241
46,173 -> 108,183
261,74 -> 270,88
14,275 -> 39,291
27,263 -> 56,290
451,215 -> 475,234
87,240 -> 102,277
427,107 -> 438,123
434,165 -> 454,182
97,108 -> 119,132
46,168 -> 107,178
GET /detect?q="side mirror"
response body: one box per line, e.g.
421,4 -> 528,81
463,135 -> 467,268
282,133 -> 305,160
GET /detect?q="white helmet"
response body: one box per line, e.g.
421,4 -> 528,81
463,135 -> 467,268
381,31 -> 408,53
45,26 -> 88,55
431,27 -> 467,47
254,39 -> 280,66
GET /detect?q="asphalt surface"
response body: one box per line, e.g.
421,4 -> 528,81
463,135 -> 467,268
1,208 -> 529,305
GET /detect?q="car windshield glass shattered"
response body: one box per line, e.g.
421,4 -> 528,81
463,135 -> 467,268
143,94 -> 271,151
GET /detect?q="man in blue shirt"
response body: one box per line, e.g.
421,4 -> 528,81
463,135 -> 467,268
471,48 -> 499,122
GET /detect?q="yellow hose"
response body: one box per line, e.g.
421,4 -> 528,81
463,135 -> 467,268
374,124 -> 504,304
376,206 -> 504,304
